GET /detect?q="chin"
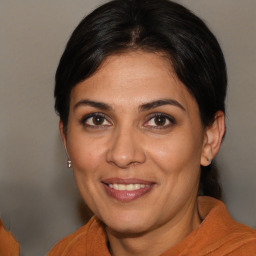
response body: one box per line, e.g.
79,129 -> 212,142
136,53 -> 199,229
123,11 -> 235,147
107,223 -> 149,237
103,211 -> 150,235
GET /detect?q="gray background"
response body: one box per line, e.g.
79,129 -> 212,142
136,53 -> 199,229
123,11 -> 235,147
0,0 -> 255,255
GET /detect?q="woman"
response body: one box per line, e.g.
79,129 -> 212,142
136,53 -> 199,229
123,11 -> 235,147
48,0 -> 256,255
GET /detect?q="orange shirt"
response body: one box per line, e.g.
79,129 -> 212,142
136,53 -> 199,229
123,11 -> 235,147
0,219 -> 19,256
48,196 -> 256,256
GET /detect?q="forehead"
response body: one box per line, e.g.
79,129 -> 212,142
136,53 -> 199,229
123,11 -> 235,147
70,51 -> 198,112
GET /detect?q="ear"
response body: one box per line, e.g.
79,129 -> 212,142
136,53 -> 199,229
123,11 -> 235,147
201,111 -> 225,166
59,120 -> 68,154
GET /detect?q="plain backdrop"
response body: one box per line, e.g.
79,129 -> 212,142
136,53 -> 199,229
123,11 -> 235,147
0,1 -> 255,255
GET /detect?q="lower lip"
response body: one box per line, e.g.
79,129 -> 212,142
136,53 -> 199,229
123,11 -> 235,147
102,183 -> 153,202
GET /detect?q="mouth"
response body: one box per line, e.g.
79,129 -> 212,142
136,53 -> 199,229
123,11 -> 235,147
108,183 -> 150,191
102,178 -> 155,202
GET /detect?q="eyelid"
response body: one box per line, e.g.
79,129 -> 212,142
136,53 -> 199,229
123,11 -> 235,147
80,112 -> 112,127
144,113 -> 176,128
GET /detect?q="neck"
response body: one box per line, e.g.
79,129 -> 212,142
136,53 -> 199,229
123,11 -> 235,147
106,196 -> 201,256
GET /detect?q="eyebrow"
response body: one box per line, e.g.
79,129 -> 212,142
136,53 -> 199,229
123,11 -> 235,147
74,99 -> 112,111
73,98 -> 185,112
139,99 -> 186,111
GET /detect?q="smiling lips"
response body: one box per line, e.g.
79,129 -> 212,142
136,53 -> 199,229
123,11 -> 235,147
102,178 -> 154,202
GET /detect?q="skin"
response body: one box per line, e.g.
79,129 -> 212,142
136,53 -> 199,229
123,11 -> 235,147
60,51 -> 225,256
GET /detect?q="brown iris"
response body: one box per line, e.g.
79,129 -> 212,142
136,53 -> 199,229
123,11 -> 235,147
92,116 -> 105,125
154,116 -> 167,126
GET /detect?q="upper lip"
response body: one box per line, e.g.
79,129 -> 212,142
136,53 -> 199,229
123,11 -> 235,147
101,178 -> 155,185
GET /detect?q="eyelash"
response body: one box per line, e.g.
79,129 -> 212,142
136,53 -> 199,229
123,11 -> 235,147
80,112 -> 176,129
144,113 -> 176,129
80,113 -> 112,128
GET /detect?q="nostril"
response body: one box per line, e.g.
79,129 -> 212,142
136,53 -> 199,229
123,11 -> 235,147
106,148 -> 145,168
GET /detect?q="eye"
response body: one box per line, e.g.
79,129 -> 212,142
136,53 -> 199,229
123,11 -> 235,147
81,113 -> 112,128
144,114 -> 175,128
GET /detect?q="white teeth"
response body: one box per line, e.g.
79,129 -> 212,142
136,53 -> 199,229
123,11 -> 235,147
113,184 -> 119,190
108,183 -> 150,191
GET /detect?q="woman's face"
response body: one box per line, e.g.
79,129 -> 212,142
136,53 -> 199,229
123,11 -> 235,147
62,51 -> 208,235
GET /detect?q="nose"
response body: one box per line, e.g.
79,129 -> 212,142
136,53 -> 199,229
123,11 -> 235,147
106,126 -> 146,168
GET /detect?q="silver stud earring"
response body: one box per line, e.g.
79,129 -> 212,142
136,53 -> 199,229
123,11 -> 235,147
67,160 -> 72,168
207,158 -> 212,164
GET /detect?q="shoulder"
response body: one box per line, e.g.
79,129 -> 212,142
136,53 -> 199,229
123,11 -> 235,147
219,220 -> 256,255
47,217 -> 97,256
195,196 -> 256,255
0,219 -> 20,256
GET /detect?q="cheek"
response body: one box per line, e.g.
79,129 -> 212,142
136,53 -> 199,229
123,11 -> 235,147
67,134 -> 106,175
147,130 -> 203,174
